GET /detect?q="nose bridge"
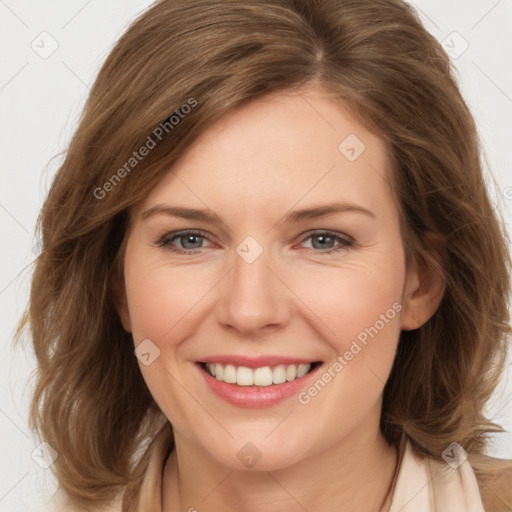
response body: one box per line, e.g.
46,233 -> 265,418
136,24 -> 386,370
216,236 -> 289,335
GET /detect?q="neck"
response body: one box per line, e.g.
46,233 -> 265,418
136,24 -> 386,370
162,408 -> 398,512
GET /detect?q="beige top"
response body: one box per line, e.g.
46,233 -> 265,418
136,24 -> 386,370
46,424 -> 501,511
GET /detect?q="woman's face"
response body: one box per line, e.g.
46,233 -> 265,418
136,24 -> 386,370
116,86 -> 426,471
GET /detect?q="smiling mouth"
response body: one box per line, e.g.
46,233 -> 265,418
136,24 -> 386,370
198,361 -> 322,387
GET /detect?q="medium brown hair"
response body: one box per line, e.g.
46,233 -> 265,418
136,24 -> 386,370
16,0 -> 511,509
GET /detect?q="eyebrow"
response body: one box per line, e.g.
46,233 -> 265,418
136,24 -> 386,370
141,201 -> 375,225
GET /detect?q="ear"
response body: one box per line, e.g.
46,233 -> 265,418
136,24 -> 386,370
401,242 -> 446,331
111,275 -> 132,333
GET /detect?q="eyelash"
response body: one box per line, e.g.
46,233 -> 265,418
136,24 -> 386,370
156,230 -> 355,255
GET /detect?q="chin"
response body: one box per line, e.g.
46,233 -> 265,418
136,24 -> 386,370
207,436 -> 310,472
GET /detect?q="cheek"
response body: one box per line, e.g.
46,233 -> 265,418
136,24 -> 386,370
287,247 -> 406,353
123,254 -> 215,432
124,255 -> 214,344
290,297 -> 402,459
288,247 -> 405,417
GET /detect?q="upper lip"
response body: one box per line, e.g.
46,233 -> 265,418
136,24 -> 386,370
197,355 -> 320,368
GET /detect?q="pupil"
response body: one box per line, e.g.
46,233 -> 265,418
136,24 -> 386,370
184,235 -> 200,248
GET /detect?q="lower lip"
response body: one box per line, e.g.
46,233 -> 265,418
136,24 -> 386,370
196,363 -> 322,408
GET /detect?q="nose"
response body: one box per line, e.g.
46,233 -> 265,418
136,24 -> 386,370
216,244 -> 291,338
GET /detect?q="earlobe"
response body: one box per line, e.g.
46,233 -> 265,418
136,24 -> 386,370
401,254 -> 445,331
111,277 -> 132,333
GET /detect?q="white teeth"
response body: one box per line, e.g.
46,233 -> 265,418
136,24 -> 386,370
297,363 -> 310,378
223,364 -> 237,384
286,365 -> 297,381
205,362 -> 313,386
272,365 -> 287,384
253,366 -> 273,386
237,366 -> 253,386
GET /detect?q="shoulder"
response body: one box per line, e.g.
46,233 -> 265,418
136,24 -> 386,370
469,453 -> 512,512
392,439 -> 487,511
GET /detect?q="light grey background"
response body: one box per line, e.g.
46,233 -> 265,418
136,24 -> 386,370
1,1 -> 511,510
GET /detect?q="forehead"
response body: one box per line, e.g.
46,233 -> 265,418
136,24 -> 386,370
136,87 -> 395,224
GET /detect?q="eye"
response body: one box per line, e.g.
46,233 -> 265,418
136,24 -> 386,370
156,230 -> 212,254
156,229 -> 355,255
299,231 -> 354,254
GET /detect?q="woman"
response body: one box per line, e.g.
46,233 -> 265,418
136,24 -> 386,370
18,0 -> 512,510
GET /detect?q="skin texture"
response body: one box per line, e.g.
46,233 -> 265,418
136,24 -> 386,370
114,86 -> 444,511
